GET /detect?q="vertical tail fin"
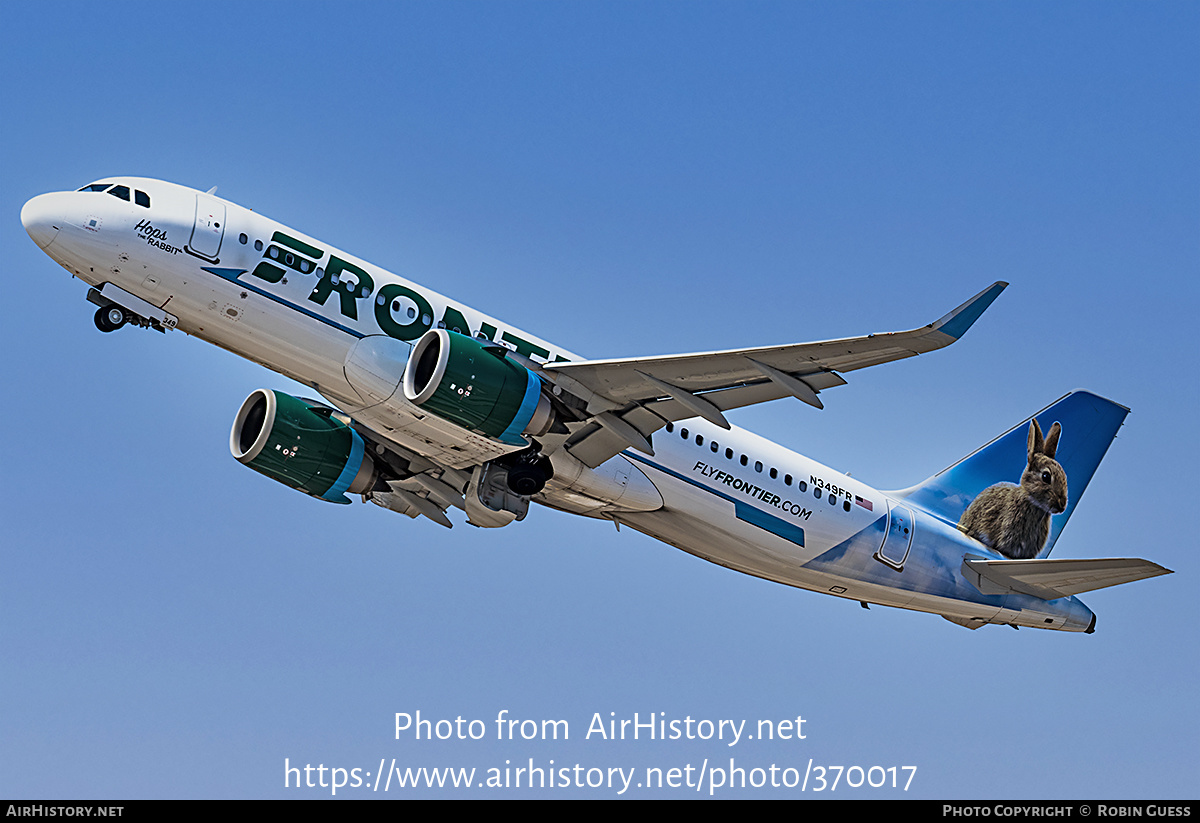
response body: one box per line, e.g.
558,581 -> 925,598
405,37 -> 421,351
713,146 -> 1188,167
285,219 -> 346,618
895,391 -> 1129,557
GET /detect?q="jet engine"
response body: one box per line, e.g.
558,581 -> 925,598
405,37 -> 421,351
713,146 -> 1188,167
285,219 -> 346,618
403,329 -> 557,446
230,389 -> 376,504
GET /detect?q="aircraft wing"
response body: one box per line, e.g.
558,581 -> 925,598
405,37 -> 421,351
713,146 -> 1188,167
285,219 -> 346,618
545,281 -> 1007,467
962,556 -> 1173,600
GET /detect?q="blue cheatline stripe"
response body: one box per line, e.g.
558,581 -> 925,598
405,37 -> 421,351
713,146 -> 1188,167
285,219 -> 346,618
624,452 -> 804,548
733,501 -> 807,546
201,267 -> 365,339
323,430 -> 365,504
498,370 -> 543,446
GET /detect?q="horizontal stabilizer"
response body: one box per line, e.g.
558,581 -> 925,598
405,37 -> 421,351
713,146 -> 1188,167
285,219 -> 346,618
962,555 -> 1172,600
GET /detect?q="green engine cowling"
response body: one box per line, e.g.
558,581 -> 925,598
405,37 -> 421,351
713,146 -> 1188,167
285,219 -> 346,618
230,389 -> 376,504
403,329 -> 556,446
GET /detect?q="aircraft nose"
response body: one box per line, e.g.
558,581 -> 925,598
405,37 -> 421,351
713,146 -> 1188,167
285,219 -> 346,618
21,193 -> 63,250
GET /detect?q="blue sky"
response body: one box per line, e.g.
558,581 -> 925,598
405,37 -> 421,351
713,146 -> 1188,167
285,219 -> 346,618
3,1 -> 1197,799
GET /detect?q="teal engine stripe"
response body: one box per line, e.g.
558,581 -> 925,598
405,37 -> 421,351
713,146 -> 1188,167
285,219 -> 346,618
321,429 -> 366,504
497,370 -> 543,446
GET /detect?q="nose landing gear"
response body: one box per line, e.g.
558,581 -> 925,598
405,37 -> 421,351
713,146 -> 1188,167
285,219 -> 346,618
94,304 -> 128,333
87,285 -> 175,334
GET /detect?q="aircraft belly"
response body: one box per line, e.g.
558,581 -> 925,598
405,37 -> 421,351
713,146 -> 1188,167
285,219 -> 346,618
163,269 -> 357,395
615,506 -> 1079,628
616,506 -> 866,601
623,463 -> 821,582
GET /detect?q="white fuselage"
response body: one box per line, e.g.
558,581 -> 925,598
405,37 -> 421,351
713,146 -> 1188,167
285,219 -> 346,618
21,177 -> 1096,631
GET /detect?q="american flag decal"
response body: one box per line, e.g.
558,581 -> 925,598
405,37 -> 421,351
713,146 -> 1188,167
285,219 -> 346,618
855,496 -> 873,511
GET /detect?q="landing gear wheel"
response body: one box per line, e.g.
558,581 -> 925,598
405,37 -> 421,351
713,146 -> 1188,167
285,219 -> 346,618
94,305 -> 127,333
506,462 -> 547,496
505,455 -> 554,496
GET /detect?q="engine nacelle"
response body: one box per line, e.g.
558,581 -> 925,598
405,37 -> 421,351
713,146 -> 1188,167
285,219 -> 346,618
230,389 -> 376,504
403,329 -> 555,446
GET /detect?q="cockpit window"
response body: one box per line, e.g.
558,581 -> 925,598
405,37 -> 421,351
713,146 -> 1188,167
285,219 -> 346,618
135,190 -> 150,208
78,183 -> 113,192
107,185 -> 130,202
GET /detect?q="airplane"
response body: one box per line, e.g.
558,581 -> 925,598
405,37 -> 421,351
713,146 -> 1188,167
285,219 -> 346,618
20,176 -> 1172,632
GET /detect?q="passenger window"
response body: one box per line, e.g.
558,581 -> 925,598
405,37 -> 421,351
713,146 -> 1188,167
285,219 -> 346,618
740,455 -> 748,466
666,422 -> 674,432
770,468 -> 778,479
695,434 -> 703,446
785,474 -> 793,486
107,185 -> 130,201
725,448 -> 733,459
135,190 -> 150,207
754,461 -> 763,473
710,441 -> 718,453
254,239 -> 263,251
239,233 -> 248,245
799,481 -> 807,492
681,428 -> 689,440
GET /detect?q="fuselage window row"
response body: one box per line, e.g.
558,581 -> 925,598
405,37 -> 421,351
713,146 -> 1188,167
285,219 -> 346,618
665,420 -> 821,500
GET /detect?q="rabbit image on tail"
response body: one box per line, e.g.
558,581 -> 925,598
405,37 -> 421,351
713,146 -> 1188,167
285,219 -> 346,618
958,419 -> 1068,559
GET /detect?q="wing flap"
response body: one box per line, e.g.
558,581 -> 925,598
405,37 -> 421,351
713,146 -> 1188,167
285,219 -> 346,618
962,556 -> 1173,600
564,381 -> 815,468
564,422 -> 634,468
646,380 -> 792,417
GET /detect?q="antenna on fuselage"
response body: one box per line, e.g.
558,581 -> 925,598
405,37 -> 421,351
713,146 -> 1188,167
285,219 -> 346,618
206,186 -> 218,195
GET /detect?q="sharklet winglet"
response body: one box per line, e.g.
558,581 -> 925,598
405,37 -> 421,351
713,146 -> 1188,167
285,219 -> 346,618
931,281 -> 1008,340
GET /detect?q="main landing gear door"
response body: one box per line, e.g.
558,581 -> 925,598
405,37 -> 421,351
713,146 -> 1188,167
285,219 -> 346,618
875,502 -> 915,571
187,193 -> 226,262
465,462 -> 530,528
